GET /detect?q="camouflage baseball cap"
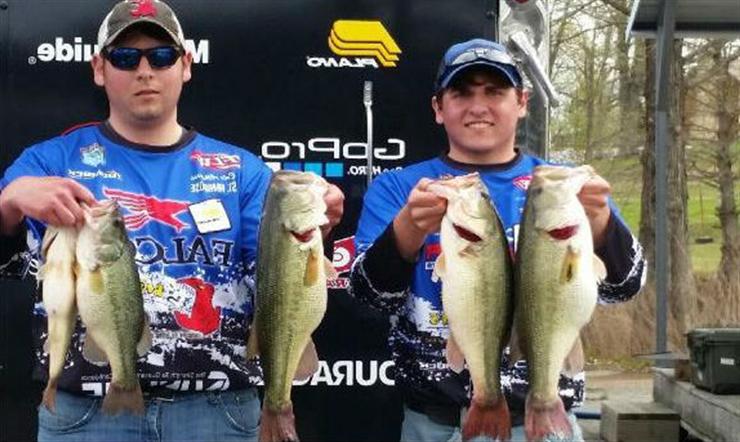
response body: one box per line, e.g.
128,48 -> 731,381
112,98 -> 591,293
96,0 -> 186,53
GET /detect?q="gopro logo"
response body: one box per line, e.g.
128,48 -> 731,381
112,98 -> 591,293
30,37 -> 210,64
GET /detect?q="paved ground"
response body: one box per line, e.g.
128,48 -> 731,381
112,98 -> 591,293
578,370 -> 654,441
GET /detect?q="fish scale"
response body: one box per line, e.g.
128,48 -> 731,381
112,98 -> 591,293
75,200 -> 151,415
430,172 -> 513,442
515,165 -> 600,441
39,226 -> 79,413
251,171 -> 331,442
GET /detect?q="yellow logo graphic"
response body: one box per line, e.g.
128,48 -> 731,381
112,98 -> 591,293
328,20 -> 402,67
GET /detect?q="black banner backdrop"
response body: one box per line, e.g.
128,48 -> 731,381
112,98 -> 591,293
0,1 -> 513,440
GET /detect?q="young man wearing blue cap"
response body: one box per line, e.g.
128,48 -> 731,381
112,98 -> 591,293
0,1 -> 343,441
349,38 -> 645,441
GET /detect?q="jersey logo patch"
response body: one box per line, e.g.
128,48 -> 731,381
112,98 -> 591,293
513,175 -> 532,191
190,150 -> 241,171
103,187 -> 190,232
131,0 -> 157,18
80,143 -> 106,167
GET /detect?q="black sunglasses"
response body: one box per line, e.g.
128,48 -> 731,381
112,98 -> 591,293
102,46 -> 183,71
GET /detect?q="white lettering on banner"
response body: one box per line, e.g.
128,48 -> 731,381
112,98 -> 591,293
293,360 -> 395,386
306,57 -> 378,69
30,38 -> 210,65
347,165 -> 402,176
261,138 -> 405,161
184,39 -> 210,64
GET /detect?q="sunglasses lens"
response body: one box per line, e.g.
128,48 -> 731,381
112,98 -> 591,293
108,48 -> 142,70
147,47 -> 180,68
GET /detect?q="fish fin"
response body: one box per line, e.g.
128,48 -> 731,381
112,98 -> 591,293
507,326 -> 525,365
559,245 -> 580,284
459,243 -> 480,258
40,228 -> 60,260
462,395 -> 511,442
37,264 -> 48,281
593,254 -> 607,282
245,320 -> 259,360
324,256 -> 338,280
81,332 -> 109,366
41,379 -> 59,413
562,336 -> 585,376
304,248 -> 320,286
101,382 -> 145,416
84,270 -> 105,296
294,339 -> 319,381
136,316 -> 153,357
432,252 -> 446,283
260,403 -> 299,442
524,395 -> 572,442
445,333 -> 465,373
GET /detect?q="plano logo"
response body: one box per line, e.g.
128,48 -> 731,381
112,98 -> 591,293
29,38 -> 210,65
190,151 -> 241,171
306,20 -> 401,69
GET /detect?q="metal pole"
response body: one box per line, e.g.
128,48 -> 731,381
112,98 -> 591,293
364,81 -> 374,187
654,0 -> 675,360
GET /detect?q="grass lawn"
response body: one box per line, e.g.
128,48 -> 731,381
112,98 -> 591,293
579,155 -> 737,275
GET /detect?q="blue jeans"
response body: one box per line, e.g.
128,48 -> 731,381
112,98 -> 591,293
37,389 -> 260,442
400,406 -> 584,442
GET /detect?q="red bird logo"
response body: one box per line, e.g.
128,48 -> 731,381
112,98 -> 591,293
174,278 -> 221,335
103,188 -> 190,232
131,0 -> 158,18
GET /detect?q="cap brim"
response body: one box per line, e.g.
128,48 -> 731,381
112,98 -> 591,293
99,18 -> 183,53
439,61 -> 520,91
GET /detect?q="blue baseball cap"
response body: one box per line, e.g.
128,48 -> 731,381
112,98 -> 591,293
435,38 -> 523,92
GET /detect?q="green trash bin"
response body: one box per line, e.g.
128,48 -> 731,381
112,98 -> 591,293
688,328 -> 740,394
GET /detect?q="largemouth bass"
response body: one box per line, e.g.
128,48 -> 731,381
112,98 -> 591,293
39,226 -> 78,412
75,200 -> 151,415
430,173 -> 513,441
248,171 -> 335,442
515,165 -> 605,441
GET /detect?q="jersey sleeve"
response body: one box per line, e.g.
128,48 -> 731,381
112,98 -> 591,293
238,158 -> 272,267
1,140 -> 65,186
0,141 -> 64,279
349,173 -> 416,314
595,202 -> 647,304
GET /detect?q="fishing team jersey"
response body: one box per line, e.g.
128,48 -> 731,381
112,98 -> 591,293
0,122 -> 272,396
349,151 -> 646,425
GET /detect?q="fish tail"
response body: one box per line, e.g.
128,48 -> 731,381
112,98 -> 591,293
259,402 -> 299,442
462,395 -> 511,441
524,395 -> 571,441
101,382 -> 145,416
41,379 -> 59,413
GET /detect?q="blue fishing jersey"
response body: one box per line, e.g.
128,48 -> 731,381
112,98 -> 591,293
0,122 -> 272,396
349,151 -> 646,425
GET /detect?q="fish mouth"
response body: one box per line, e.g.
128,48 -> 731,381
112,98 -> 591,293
85,200 -> 118,220
453,224 -> 482,242
547,225 -> 579,240
291,229 -> 316,243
